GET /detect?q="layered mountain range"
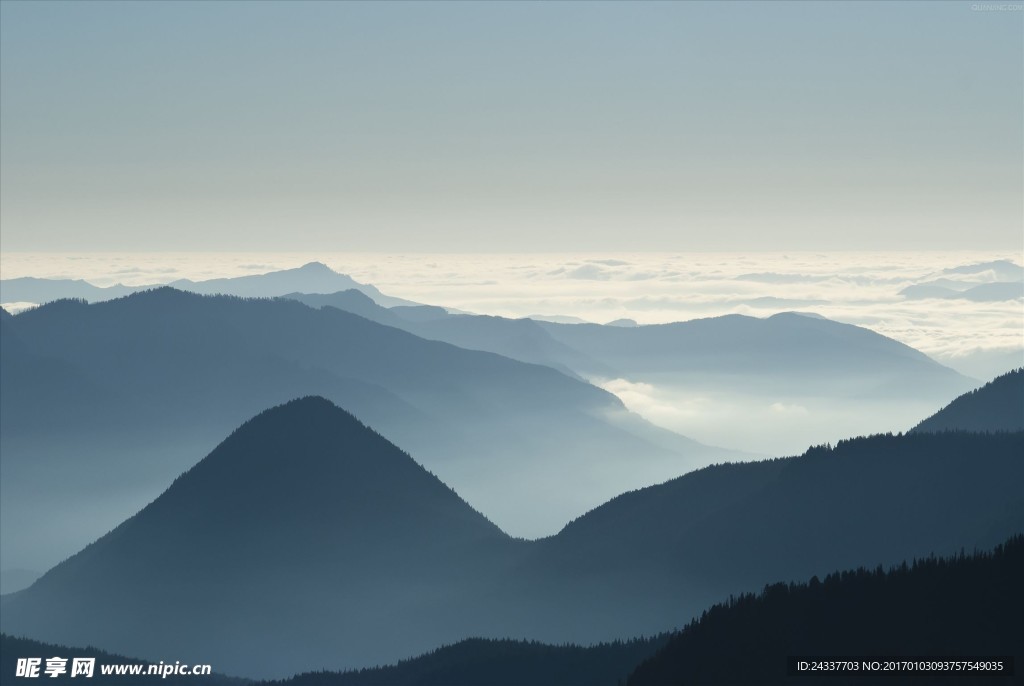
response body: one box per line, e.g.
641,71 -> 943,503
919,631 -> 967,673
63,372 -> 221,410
0,262 -> 418,308
4,270 -> 975,572
3,390 -> 1020,678
1,265 -> 1018,681
2,287 -> 730,570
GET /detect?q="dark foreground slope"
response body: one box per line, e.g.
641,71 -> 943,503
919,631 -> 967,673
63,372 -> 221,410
0,398 -> 522,678
270,636 -> 669,686
0,633 -> 666,686
913,368 -> 1024,433
521,431 -> 1024,644
8,530 -> 1019,686
629,535 -> 1024,686
4,399 -> 1020,680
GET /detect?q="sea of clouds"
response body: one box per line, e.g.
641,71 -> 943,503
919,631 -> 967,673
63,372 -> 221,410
3,250 -> 1021,455
3,250 -> 1020,372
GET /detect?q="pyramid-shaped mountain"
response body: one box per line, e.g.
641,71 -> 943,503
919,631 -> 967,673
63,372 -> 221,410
0,398 -> 521,679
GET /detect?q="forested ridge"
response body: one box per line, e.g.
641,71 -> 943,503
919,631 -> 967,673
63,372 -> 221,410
628,534 -> 1024,685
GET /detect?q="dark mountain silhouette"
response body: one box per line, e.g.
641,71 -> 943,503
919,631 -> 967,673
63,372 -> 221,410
269,636 -> 669,686
628,535 -> 1024,686
7,536 -> 1021,686
2,289 -> 726,570
0,263 -> 418,308
0,398 -> 522,678
515,431 -> 1024,646
0,632 -> 667,686
912,368 -> 1024,434
3,396 -> 1019,679
534,312 -> 972,397
0,634 -> 244,685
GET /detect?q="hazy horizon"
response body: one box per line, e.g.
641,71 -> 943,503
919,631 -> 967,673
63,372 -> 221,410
3,249 -> 1019,361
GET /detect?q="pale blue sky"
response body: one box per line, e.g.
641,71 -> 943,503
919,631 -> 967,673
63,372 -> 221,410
1,1 -> 1021,251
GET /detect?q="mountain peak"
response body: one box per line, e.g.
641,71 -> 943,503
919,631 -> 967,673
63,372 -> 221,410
172,395 -> 415,485
0,396 -> 511,677
296,261 -> 336,273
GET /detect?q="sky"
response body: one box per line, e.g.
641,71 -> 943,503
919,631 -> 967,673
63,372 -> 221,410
1,1 -> 1022,252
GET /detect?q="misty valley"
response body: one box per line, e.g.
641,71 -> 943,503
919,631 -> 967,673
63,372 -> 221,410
0,262 -> 1021,684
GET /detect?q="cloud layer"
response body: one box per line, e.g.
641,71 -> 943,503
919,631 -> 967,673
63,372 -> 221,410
3,251 -> 1021,380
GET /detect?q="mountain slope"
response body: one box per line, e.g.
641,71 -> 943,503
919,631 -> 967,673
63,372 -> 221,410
0,398 -> 521,678
282,290 -> 608,378
629,535 -> 1024,686
4,405 -> 1020,679
2,290 -> 722,570
282,290 -> 407,327
536,312 -> 971,395
272,636 -> 669,686
912,368 -> 1024,433
517,431 -> 1024,646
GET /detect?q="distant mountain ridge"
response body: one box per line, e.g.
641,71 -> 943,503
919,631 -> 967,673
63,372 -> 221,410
4,264 -> 975,404
2,288 -> 729,571
942,259 -> 1024,279
534,312 -> 969,391
900,281 -> 1023,302
280,290 -> 973,401
0,263 -> 419,308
